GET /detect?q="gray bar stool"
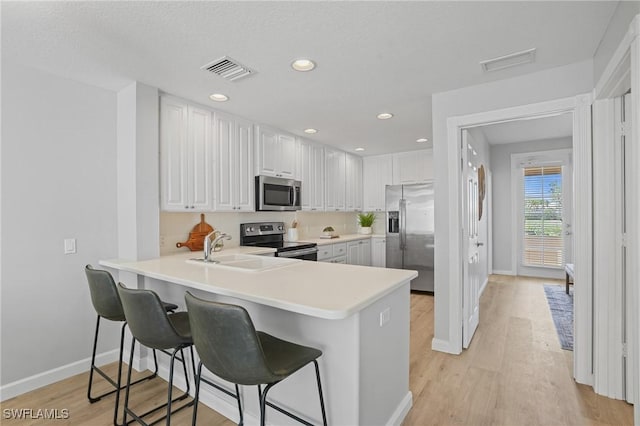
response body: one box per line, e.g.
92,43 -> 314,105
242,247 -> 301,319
85,265 -> 178,426
117,283 -> 196,426
184,292 -> 327,426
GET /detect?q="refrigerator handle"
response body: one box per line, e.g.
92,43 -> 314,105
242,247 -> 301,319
399,199 -> 406,250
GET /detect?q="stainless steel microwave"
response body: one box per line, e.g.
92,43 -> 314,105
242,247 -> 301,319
255,175 -> 302,211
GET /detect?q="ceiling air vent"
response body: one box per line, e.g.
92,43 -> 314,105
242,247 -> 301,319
201,56 -> 255,82
480,48 -> 536,72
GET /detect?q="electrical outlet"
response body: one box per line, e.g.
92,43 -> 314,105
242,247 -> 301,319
379,307 -> 391,327
160,235 -> 165,248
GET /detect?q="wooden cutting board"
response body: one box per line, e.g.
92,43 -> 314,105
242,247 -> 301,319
176,214 -> 214,251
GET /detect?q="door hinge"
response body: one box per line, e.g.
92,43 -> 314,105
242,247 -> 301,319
622,343 -> 628,358
620,123 -> 630,136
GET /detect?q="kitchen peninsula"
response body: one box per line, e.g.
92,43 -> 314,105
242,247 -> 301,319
101,250 -> 416,425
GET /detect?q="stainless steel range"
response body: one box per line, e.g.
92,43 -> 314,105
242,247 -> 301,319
240,222 -> 318,261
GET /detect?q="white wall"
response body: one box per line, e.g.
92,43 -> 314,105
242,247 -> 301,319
1,63 -> 119,389
489,137 -> 572,274
593,1 -> 640,85
432,60 -> 594,348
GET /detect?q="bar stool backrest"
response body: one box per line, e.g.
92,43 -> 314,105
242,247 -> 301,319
185,292 -> 277,385
85,265 -> 125,321
117,283 -> 188,350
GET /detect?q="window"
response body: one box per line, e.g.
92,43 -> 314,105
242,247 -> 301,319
523,166 -> 563,267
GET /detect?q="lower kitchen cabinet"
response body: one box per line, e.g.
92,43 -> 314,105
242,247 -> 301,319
371,236 -> 386,267
317,242 -> 348,264
347,239 -> 371,266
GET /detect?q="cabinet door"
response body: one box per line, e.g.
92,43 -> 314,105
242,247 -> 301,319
347,241 -> 360,264
393,149 -> 433,184
364,155 -> 393,212
188,106 -> 213,211
360,239 -> 371,266
235,119 -> 254,211
278,133 -> 297,178
214,112 -> 235,211
325,148 -> 346,211
346,153 -> 363,211
299,140 -> 313,210
311,144 -> 325,211
255,125 -> 279,177
371,237 -> 386,267
160,97 -> 189,211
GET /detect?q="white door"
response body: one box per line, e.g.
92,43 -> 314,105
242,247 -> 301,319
462,130 -> 480,348
214,112 -> 235,211
187,106 -> 212,211
235,118 -> 254,211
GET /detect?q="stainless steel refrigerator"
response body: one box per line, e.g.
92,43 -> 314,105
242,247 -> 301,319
386,182 -> 434,292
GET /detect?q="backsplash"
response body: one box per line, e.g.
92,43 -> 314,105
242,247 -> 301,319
160,210 -> 386,256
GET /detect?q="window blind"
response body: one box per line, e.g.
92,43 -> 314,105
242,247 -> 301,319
523,166 -> 563,267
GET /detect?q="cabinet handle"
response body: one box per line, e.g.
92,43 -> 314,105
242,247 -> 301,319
191,206 -> 195,209
184,206 -> 189,209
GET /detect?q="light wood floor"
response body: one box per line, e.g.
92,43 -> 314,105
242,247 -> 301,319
2,275 -> 633,425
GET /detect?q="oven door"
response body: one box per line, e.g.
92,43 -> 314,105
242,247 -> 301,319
256,176 -> 301,211
276,247 -> 318,261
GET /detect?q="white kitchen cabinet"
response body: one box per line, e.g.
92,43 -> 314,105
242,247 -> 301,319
392,149 -> 433,185
347,239 -> 371,266
371,236 -> 386,267
298,139 -> 325,211
318,242 -> 348,263
345,153 -> 363,211
325,147 -> 346,211
363,155 -> 393,212
255,125 -> 296,178
160,96 -> 213,211
214,112 -> 254,212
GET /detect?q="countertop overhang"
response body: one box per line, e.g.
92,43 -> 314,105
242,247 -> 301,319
100,248 -> 416,320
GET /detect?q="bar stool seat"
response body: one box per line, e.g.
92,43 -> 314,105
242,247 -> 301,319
185,291 -> 327,426
117,283 -> 196,426
85,265 -> 178,426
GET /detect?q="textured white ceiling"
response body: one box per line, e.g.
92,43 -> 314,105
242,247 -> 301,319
2,1 -> 616,156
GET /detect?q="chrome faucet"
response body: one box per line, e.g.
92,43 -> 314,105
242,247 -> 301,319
203,231 -> 232,262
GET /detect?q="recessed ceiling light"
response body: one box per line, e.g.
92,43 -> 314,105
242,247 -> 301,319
291,59 -> 316,72
209,93 -> 229,102
416,138 -> 428,143
355,148 -> 365,152
377,113 -> 393,120
304,128 -> 318,134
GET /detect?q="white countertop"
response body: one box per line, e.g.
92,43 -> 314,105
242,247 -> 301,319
300,233 -> 385,245
100,250 -> 416,320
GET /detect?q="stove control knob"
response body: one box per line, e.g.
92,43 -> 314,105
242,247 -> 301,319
247,226 -> 255,233
278,225 -> 284,231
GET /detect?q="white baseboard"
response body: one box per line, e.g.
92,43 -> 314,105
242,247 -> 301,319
479,277 -> 489,297
431,338 -> 457,354
491,269 -> 515,276
0,349 -> 119,402
386,391 -> 413,426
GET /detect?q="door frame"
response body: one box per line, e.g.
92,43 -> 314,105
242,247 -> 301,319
444,93 -> 593,385
593,14 -> 639,417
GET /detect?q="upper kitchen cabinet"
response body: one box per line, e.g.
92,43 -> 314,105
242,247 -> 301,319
363,155 -> 393,212
160,96 -> 213,211
298,138 -> 325,211
325,147 -> 346,211
255,125 -> 297,179
392,149 -> 433,185
345,153 -> 363,211
214,112 -> 254,212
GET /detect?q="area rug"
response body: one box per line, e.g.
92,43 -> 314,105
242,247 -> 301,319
544,284 -> 574,351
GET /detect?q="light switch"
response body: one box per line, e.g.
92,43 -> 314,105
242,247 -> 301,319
379,307 -> 391,327
64,238 -> 76,254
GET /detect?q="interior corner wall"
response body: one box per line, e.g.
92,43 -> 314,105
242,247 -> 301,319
431,60 -> 594,350
593,2 -> 640,85
489,137 -> 573,274
0,62 -> 119,389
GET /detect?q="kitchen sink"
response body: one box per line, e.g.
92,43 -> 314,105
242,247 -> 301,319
187,254 -> 299,272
